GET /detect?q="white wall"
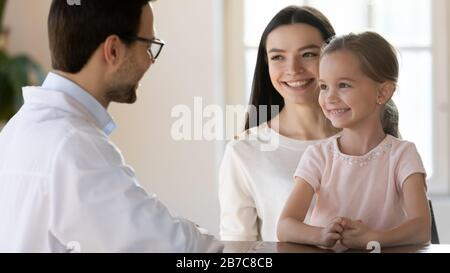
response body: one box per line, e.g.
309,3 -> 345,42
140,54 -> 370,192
109,0 -> 224,236
4,0 -> 52,71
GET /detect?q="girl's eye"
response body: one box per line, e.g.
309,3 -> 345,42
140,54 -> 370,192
339,82 -> 351,88
319,84 -> 328,91
270,55 -> 284,61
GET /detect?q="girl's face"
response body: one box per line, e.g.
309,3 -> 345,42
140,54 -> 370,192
318,50 -> 383,130
266,23 -> 324,105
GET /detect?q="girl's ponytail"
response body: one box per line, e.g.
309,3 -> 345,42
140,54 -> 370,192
382,99 -> 400,138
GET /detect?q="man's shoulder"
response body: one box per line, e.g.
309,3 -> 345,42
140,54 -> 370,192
18,103 -> 115,158
34,109 -> 107,149
0,108 -> 115,175
54,119 -> 123,166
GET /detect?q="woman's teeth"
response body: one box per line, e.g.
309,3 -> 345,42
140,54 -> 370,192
285,79 -> 311,88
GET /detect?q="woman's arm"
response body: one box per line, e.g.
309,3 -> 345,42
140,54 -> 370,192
277,177 -> 343,247
218,145 -> 258,241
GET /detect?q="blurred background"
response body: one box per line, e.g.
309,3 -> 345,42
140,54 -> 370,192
1,0 -> 450,243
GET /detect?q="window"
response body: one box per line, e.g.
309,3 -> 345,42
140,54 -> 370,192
232,0 -> 449,193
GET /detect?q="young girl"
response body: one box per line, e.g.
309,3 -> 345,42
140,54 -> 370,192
277,32 -> 431,249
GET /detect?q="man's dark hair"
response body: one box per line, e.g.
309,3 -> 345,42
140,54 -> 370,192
48,0 -> 153,73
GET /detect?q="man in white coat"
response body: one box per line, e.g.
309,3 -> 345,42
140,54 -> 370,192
0,0 -> 223,252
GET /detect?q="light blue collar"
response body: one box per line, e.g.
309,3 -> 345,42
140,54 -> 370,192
41,72 -> 116,135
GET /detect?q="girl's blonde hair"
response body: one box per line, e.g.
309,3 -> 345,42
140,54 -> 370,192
321,31 -> 400,138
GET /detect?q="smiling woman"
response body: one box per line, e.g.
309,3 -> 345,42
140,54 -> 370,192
266,24 -> 323,107
219,6 -> 338,242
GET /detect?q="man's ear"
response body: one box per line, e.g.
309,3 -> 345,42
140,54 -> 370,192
103,35 -> 125,68
377,81 -> 396,105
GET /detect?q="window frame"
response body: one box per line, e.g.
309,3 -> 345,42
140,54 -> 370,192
429,0 -> 449,194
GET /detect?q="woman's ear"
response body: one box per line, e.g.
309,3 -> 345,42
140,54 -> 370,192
377,82 -> 395,105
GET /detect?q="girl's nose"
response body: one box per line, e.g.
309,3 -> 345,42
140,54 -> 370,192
325,88 -> 340,103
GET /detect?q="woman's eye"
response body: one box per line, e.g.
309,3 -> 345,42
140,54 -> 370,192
270,55 -> 284,61
303,52 -> 318,58
339,83 -> 351,88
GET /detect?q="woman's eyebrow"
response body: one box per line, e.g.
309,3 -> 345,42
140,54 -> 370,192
268,44 -> 321,53
297,44 -> 321,51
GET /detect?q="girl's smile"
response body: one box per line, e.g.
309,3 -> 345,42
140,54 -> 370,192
326,107 -> 351,117
318,50 -> 382,130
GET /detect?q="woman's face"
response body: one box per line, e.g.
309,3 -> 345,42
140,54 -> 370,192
266,23 -> 324,105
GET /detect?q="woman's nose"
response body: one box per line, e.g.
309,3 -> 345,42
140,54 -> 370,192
286,57 -> 305,75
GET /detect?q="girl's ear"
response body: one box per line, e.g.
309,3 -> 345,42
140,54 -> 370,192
377,82 -> 396,105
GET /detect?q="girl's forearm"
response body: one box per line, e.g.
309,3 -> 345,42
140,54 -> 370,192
375,217 -> 431,247
277,217 -> 322,245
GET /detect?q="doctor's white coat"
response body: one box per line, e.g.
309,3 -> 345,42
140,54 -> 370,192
0,86 -> 222,253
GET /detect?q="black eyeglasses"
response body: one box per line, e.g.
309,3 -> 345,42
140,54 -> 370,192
124,36 -> 165,60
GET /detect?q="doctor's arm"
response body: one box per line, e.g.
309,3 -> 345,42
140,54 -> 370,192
49,130 -> 222,252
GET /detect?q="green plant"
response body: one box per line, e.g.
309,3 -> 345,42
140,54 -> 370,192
0,52 -> 45,121
0,0 -> 45,122
0,0 -> 6,27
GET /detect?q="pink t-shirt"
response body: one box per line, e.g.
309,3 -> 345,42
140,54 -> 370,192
294,134 -> 426,230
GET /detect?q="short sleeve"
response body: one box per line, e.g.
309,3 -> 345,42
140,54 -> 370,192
395,142 -> 427,190
218,142 -> 258,241
293,144 -> 325,192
